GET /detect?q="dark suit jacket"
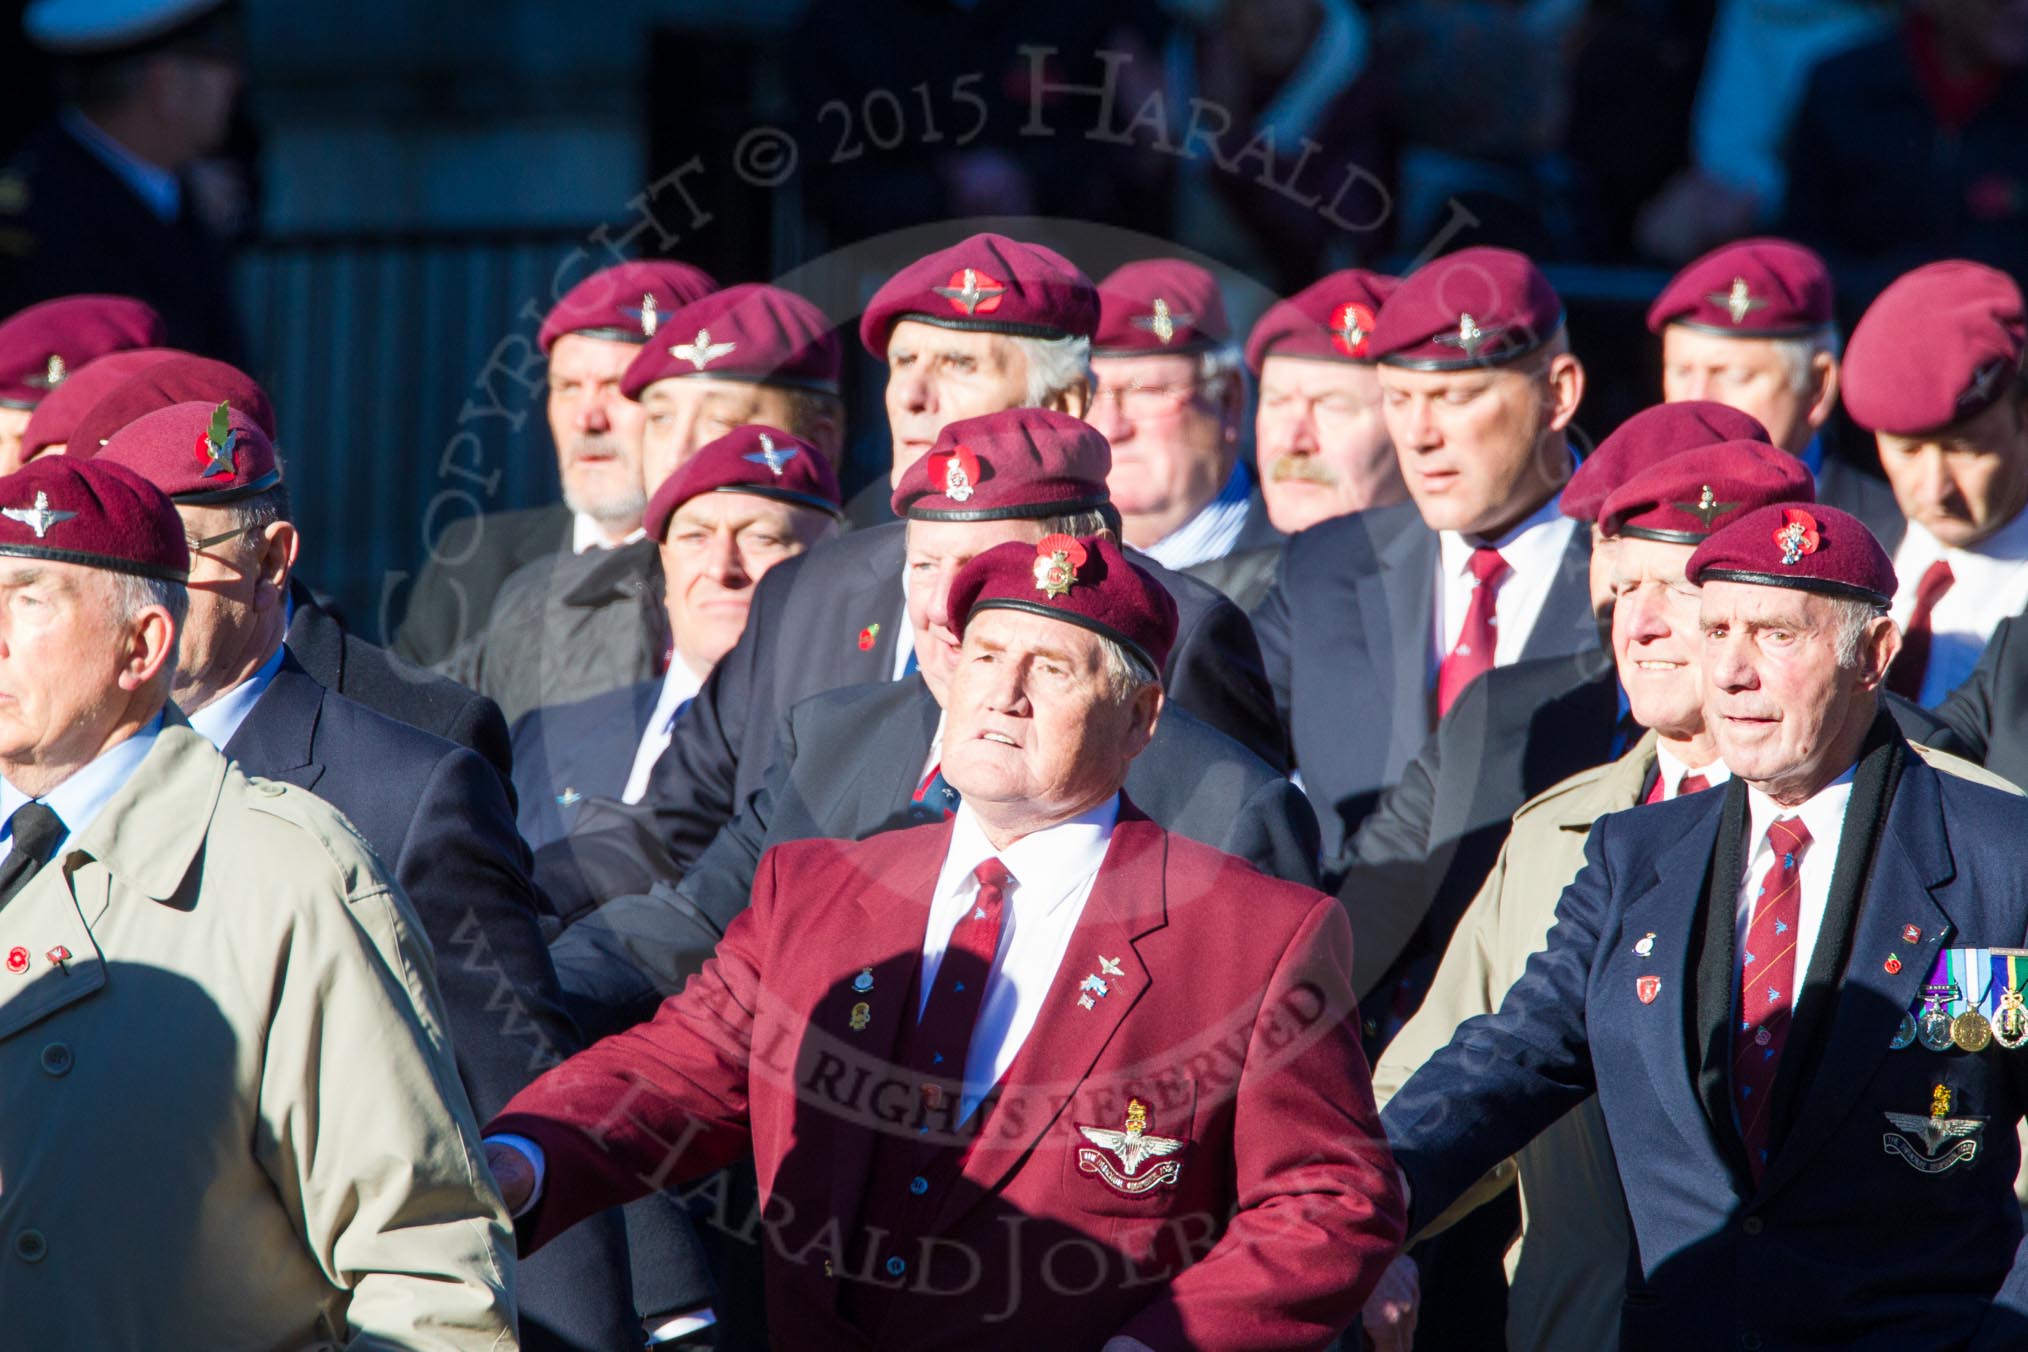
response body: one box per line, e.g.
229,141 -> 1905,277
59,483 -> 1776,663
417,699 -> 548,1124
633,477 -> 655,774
1385,729 -> 2028,1350
1933,615 -> 2028,788
223,655 -> 667,1350
1178,488 -> 1284,614
535,521 -> 1284,917
1254,500 -> 1597,859
547,675 -> 1321,1037
511,679 -> 661,851
286,580 -> 513,791
393,503 -> 574,667
1818,455 -> 1905,557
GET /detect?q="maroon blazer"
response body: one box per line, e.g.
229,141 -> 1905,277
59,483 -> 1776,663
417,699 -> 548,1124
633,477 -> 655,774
490,806 -> 1405,1351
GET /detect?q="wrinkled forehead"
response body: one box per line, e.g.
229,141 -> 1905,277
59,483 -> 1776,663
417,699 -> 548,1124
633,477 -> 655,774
886,319 -> 1017,367
960,604 -> 1106,666
1697,577 -> 1826,629
1091,351 -> 1199,386
0,556 -> 114,604
1660,324 -> 1791,370
1259,354 -> 1376,399
1373,359 -> 1536,400
1610,536 -> 1697,587
669,490 -> 809,532
903,516 -> 1047,564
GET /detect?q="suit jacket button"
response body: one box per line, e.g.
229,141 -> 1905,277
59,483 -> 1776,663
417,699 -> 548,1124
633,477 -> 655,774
39,1042 -> 71,1076
13,1229 -> 46,1263
1741,1216 -> 1763,1236
885,1256 -> 907,1277
909,1176 -> 929,1196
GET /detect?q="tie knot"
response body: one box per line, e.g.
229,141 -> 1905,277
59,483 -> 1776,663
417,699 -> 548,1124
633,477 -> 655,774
972,858 -> 1013,894
1468,547 -> 1509,585
1917,558 -> 1955,601
1678,773 -> 1712,798
5,802 -> 63,863
1768,816 -> 1812,856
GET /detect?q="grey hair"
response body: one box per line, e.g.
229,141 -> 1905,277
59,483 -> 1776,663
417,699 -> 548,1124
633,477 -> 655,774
1098,634 -> 1161,704
1197,345 -> 1244,403
108,572 -> 188,682
225,481 -> 294,537
1771,325 -> 1842,398
1010,334 -> 1094,409
1827,595 -> 1887,670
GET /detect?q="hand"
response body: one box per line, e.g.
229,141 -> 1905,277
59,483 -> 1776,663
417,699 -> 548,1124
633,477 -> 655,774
1361,1253 -> 1420,1352
484,1139 -> 536,1216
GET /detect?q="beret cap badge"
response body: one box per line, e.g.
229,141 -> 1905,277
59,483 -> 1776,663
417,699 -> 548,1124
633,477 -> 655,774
1773,508 -> 1821,566
1033,534 -> 1088,599
934,444 -> 982,503
934,267 -> 1007,317
193,400 -> 238,480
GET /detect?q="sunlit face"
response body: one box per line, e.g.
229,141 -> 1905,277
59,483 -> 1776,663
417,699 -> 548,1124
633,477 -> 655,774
1378,361 -> 1569,536
547,334 -> 649,529
1611,536 -> 1704,739
883,321 -> 1032,486
1090,353 -> 1236,537
638,377 -> 807,496
0,561 -> 156,775
941,607 -> 1158,826
1874,396 -> 2028,549
661,492 -> 833,677
0,408 -> 30,474
1255,355 -> 1400,534
903,518 -> 1050,705
1700,580 -> 1894,799
1661,326 -> 1822,455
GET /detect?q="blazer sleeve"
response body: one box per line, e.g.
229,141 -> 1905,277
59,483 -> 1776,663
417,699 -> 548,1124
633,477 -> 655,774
1114,895 -> 1406,1351
1332,718 -> 1445,996
442,691 -> 516,805
1162,589 -> 1288,774
1246,568 -> 1297,766
1933,617 -> 2011,764
1381,820 -> 1614,1237
257,871 -> 517,1347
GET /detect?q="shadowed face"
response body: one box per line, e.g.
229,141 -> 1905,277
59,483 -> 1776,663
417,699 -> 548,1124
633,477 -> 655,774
904,518 -> 1049,705
1256,355 -> 1399,533
548,334 -> 649,531
639,377 -> 807,496
1661,327 -> 1824,456
1874,396 -> 2028,549
661,492 -> 833,677
1378,358 -> 1576,536
884,322 -> 1032,487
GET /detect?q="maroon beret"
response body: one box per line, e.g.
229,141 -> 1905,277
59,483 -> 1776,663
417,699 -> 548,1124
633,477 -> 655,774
0,295 -> 166,408
1600,439 -> 1816,543
949,534 -> 1178,676
537,260 -> 720,354
643,424 -> 843,539
93,400 -> 281,505
0,456 -> 188,582
1688,502 -> 1894,608
1370,248 -> 1563,371
1244,269 -> 1400,372
64,353 -> 275,457
1842,261 -> 2027,435
1093,259 -> 1229,356
621,284 -> 841,398
1645,237 -> 1834,338
1564,401 -> 1772,524
892,407 -> 1111,523
17,347 -> 178,460
859,234 -> 1099,359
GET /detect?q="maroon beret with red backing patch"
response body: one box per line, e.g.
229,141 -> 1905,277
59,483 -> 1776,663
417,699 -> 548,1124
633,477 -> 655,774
17,347 -> 179,460
64,353 -> 275,457
1645,237 -> 1834,338
1688,502 -> 1895,608
621,284 -> 841,398
643,424 -> 842,539
1842,260 -> 2026,436
892,407 -> 1111,523
1600,439 -> 1816,543
1563,401 -> 1772,524
859,234 -> 1099,359
0,456 -> 188,582
1244,269 -> 1399,371
1092,259 -> 1229,356
537,260 -> 720,354
948,534 -> 1178,676
0,295 -> 166,408
91,399 -> 281,505
1369,247 -> 1563,371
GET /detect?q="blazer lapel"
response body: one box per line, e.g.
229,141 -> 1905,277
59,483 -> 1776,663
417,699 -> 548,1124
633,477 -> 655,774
222,655 -> 327,793
1372,522 -> 1437,762
834,528 -> 906,686
283,581 -> 347,693
1519,525 -> 1596,663
1691,779 -> 1755,1184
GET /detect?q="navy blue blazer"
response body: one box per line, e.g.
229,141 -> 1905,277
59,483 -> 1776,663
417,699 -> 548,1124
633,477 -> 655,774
511,679 -> 662,852
1384,739 -> 2028,1350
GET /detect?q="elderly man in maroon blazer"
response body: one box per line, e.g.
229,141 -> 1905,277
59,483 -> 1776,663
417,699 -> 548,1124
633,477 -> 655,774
484,534 -> 1405,1350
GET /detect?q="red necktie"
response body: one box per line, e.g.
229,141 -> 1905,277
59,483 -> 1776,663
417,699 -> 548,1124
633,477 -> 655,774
1888,559 -> 1955,701
1734,817 -> 1811,1181
1437,547 -> 1510,717
1644,770 -> 1714,805
910,859 -> 1012,1112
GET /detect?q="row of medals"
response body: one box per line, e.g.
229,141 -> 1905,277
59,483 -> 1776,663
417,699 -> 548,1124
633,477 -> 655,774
1891,981 -> 2028,1053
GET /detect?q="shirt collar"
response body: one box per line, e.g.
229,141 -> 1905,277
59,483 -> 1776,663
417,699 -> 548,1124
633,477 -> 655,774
571,512 -> 647,555
0,712 -> 167,849
1438,484 -> 1573,579
61,108 -> 180,223
648,657 -> 705,734
1141,462 -> 1254,571
1901,503 -> 2028,569
937,793 -> 1121,917
183,643 -> 287,750
1654,741 -> 1730,798
1745,761 -> 1857,858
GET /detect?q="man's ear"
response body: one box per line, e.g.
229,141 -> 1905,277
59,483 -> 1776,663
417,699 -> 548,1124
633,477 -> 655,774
1124,684 -> 1164,761
1807,354 -> 1840,432
251,521 -> 300,610
1860,614 -> 1903,693
1544,353 -> 1586,434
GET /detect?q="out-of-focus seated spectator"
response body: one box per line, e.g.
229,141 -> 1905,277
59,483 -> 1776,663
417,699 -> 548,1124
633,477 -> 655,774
510,426 -> 842,851
1634,0 -> 1892,263
1784,0 -> 2028,295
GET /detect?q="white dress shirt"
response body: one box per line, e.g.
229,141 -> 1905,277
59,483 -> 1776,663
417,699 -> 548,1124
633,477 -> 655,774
1890,510 -> 2028,706
1433,489 -> 1579,677
1735,766 -> 1856,1017
1653,742 -> 1730,801
0,712 -> 165,858
184,645 -> 286,751
620,658 -> 704,804
1141,464 -> 1254,572
570,512 -> 646,556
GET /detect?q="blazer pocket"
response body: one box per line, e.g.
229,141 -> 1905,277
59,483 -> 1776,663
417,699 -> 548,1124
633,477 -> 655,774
1060,1078 -> 1200,1218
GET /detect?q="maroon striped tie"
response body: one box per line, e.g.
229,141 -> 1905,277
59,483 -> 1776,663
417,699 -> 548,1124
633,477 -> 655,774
1734,817 -> 1811,1180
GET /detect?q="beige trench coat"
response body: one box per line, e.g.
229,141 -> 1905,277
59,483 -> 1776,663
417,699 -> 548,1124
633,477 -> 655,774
1373,730 -> 2020,1352
0,725 -> 516,1350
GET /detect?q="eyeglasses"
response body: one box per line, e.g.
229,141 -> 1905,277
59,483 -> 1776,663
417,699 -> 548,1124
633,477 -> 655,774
1089,380 -> 1204,418
186,525 -> 251,553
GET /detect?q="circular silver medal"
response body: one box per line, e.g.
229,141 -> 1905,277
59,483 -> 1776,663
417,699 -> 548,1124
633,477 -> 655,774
1997,994 -> 2028,1050
1891,1012 -> 1918,1050
1919,1003 -> 1957,1052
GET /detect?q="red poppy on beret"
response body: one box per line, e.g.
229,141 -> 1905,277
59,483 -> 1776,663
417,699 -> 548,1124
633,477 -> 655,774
621,283 -> 841,398
1369,248 -> 1563,371
17,347 -> 178,460
92,399 -> 281,505
1093,260 -> 1229,355
642,424 -> 842,539
1645,238 -> 1834,338
892,408 -> 1111,522
860,234 -> 1098,359
537,260 -> 720,354
1687,502 -> 1895,608
64,353 -> 275,457
1564,401 -> 1772,524
1842,260 -> 2026,435
0,295 -> 166,409
1599,439 -> 1816,542
948,534 -> 1178,676
1243,269 -> 1399,372
0,455 -> 188,581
